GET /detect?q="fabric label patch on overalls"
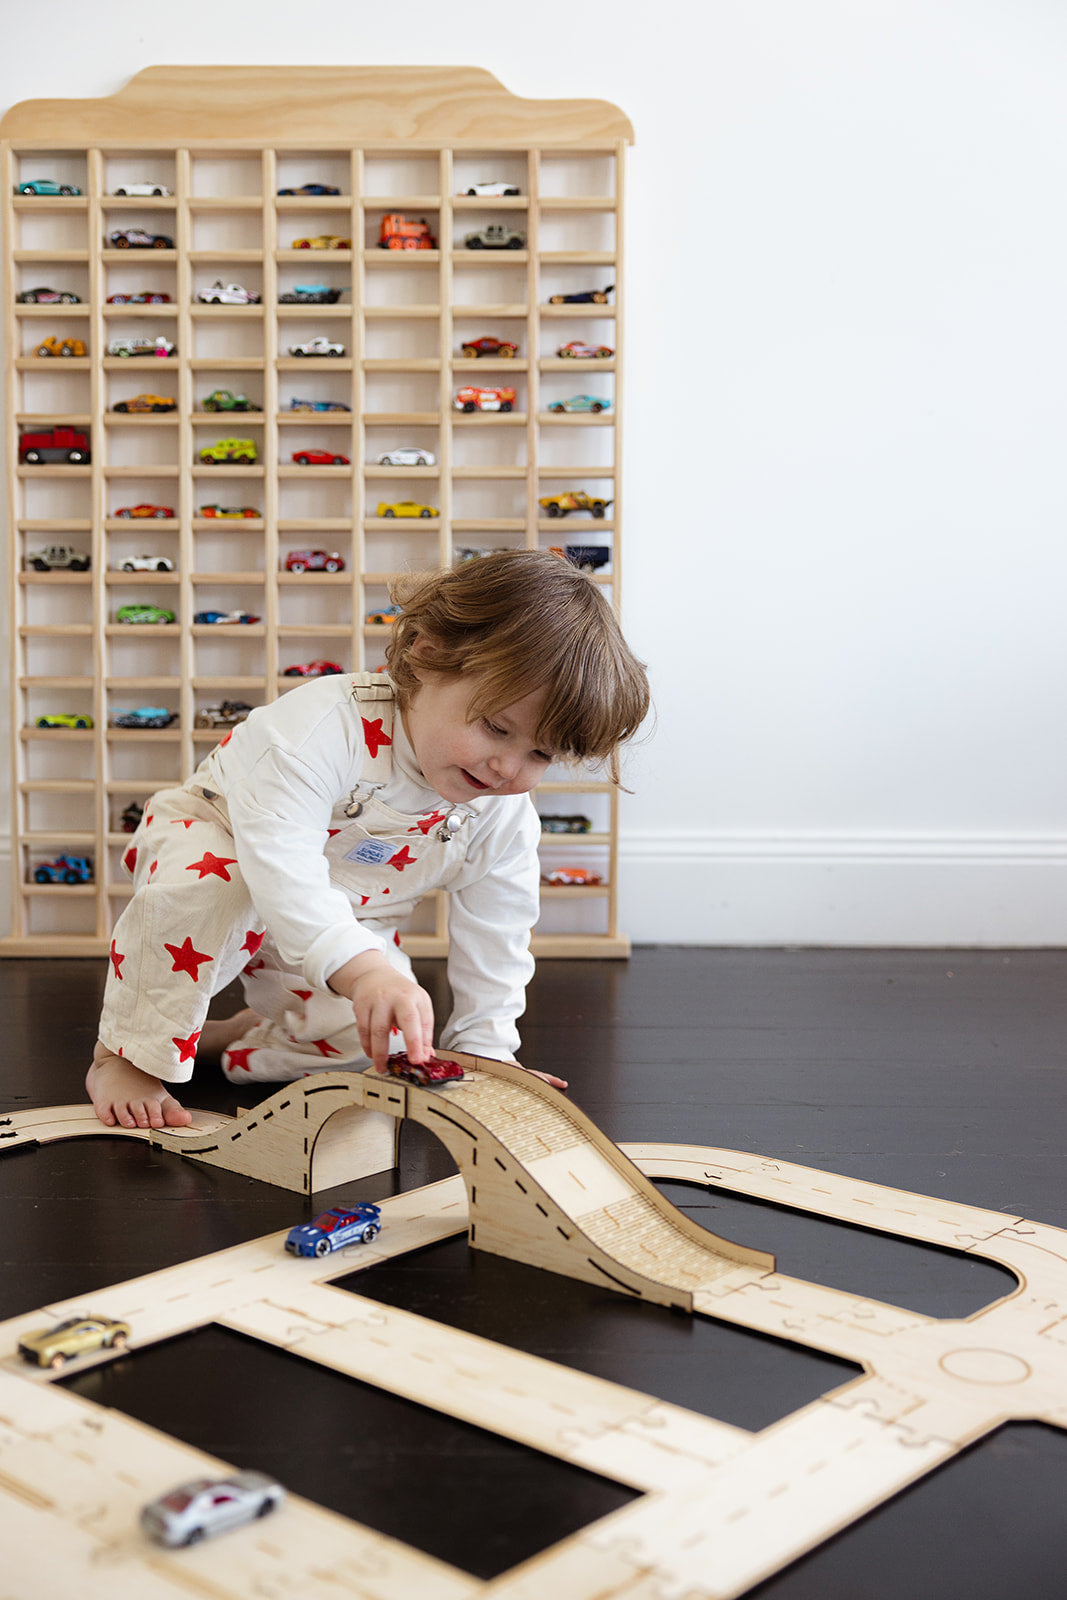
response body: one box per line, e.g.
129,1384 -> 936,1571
345,839 -> 397,866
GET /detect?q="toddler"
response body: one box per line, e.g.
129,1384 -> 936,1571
86,550 -> 649,1130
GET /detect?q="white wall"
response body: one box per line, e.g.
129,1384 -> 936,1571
4,0 -> 1067,945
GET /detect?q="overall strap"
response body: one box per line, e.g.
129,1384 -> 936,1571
349,673 -> 396,784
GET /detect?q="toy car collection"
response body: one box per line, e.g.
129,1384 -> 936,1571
539,813 -> 593,833
115,503 -> 174,518
289,336 -> 345,357
376,500 -> 438,518
32,854 -> 94,884
109,228 -> 174,250
453,385 -> 517,413
112,706 -> 178,728
284,549 -> 345,572
194,700 -> 253,727
288,397 -> 351,412
278,182 -> 340,195
375,446 -> 436,466
292,447 -> 351,466
107,335 -> 175,358
543,867 -> 603,886
283,659 -> 343,676
116,603 -> 176,624
199,437 -> 258,464
464,224 -> 525,250
546,394 -> 612,413
378,214 -> 436,250
17,179 -> 81,196
26,544 -> 90,571
285,1204 -> 382,1257
114,554 -> 175,572
201,389 -> 257,412
112,393 -> 176,412
18,1313 -> 126,1367
16,286 -> 80,303
195,280 -> 260,304
292,234 -> 351,249
33,336 -> 86,357
193,610 -> 260,625
35,712 -> 93,729
140,1472 -> 286,1547
19,427 -> 90,464
278,283 -> 343,303
199,503 -> 259,518
106,290 -> 171,304
112,182 -> 171,196
557,340 -> 614,359
460,335 -> 519,358
539,489 -> 612,518
548,284 -> 614,304
461,180 -> 521,196
385,1051 -> 466,1088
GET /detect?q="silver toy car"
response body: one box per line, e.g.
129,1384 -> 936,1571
140,1471 -> 285,1547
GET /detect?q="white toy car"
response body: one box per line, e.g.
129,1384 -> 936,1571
196,280 -> 261,305
114,555 -> 175,572
140,1472 -> 285,1547
289,336 -> 345,358
375,447 -> 436,467
107,335 -> 176,358
461,180 -> 521,196
112,182 -> 172,197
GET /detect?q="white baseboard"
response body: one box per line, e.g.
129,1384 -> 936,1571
618,832 -> 1067,946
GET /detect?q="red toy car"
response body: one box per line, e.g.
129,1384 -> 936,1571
543,867 -> 603,886
460,336 -> 519,359
115,503 -> 174,519
291,448 -> 350,466
283,659 -> 344,676
453,386 -> 517,413
557,340 -> 614,360
385,1052 -> 465,1088
284,549 -> 345,573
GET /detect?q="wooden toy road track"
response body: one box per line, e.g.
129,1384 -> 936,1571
1,1054 -> 774,1310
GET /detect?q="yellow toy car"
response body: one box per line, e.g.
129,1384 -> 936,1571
376,501 -> 439,518
292,234 -> 351,249
34,335 -> 86,358
112,394 -> 176,413
199,437 -> 257,464
18,1313 -> 129,1369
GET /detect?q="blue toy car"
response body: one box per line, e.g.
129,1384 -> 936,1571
112,706 -> 177,728
285,1204 -> 382,1258
17,178 -> 82,196
34,854 -> 93,884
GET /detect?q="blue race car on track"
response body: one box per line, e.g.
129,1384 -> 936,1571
285,1204 -> 382,1258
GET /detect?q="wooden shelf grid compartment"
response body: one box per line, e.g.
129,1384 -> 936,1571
2,65 -> 632,957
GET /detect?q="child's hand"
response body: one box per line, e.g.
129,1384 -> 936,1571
328,951 -> 435,1072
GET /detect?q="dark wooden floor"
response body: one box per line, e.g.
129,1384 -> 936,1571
3,948 -> 1067,1594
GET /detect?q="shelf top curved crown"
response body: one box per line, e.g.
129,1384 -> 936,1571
0,64 -> 634,146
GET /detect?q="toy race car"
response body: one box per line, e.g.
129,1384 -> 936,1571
106,335 -> 175,358
109,228 -> 174,249
198,504 -> 260,519
291,448 -> 351,466
557,340 -> 614,360
16,286 -> 81,303
282,660 -> 344,676
201,390 -> 258,412
195,281 -> 260,304
278,182 -> 341,195
460,335 -> 519,359
375,446 -> 436,466
116,603 -> 176,624
112,182 -> 171,196
539,813 -> 593,834
33,336 -> 86,357
385,1051 -> 465,1088
546,394 -> 612,414
194,700 -> 253,727
285,1204 -> 382,1257
548,285 -> 614,304
193,611 -> 260,625
289,336 -> 345,358
453,386 -> 517,413
35,713 -> 93,729
376,501 -> 438,518
106,290 -> 171,304
114,555 -> 175,571
111,707 -> 178,728
18,178 -> 81,196
115,503 -> 174,519
284,549 -> 345,572
460,180 -> 521,196
32,854 -> 94,884
111,394 -> 176,412
543,867 -> 603,886
278,283 -> 344,303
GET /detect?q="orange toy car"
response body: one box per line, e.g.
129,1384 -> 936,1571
378,214 -> 436,251
34,335 -> 86,358
453,385 -> 517,413
543,867 -> 603,886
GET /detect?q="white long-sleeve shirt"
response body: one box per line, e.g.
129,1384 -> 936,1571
197,674 -> 540,1059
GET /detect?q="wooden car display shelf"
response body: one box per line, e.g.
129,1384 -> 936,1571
1,65 -> 632,958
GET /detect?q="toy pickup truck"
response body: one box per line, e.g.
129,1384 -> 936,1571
25,544 -> 90,571
19,428 -> 90,464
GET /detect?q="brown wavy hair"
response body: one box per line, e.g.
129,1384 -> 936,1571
386,551 -> 649,782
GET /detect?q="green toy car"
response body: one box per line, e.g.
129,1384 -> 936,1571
200,390 -> 257,412
116,603 -> 176,625
199,437 -> 257,464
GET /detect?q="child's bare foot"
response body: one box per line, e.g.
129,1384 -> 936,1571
86,1041 -> 192,1130
198,1007 -> 261,1065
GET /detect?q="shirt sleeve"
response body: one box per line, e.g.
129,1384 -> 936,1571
439,796 -> 540,1060
205,684 -> 387,988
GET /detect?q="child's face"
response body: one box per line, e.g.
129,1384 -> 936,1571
402,671 -> 555,802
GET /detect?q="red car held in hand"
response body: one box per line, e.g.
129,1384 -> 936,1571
386,1052 -> 465,1088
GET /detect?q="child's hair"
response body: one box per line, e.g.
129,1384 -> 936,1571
387,550 -> 649,782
